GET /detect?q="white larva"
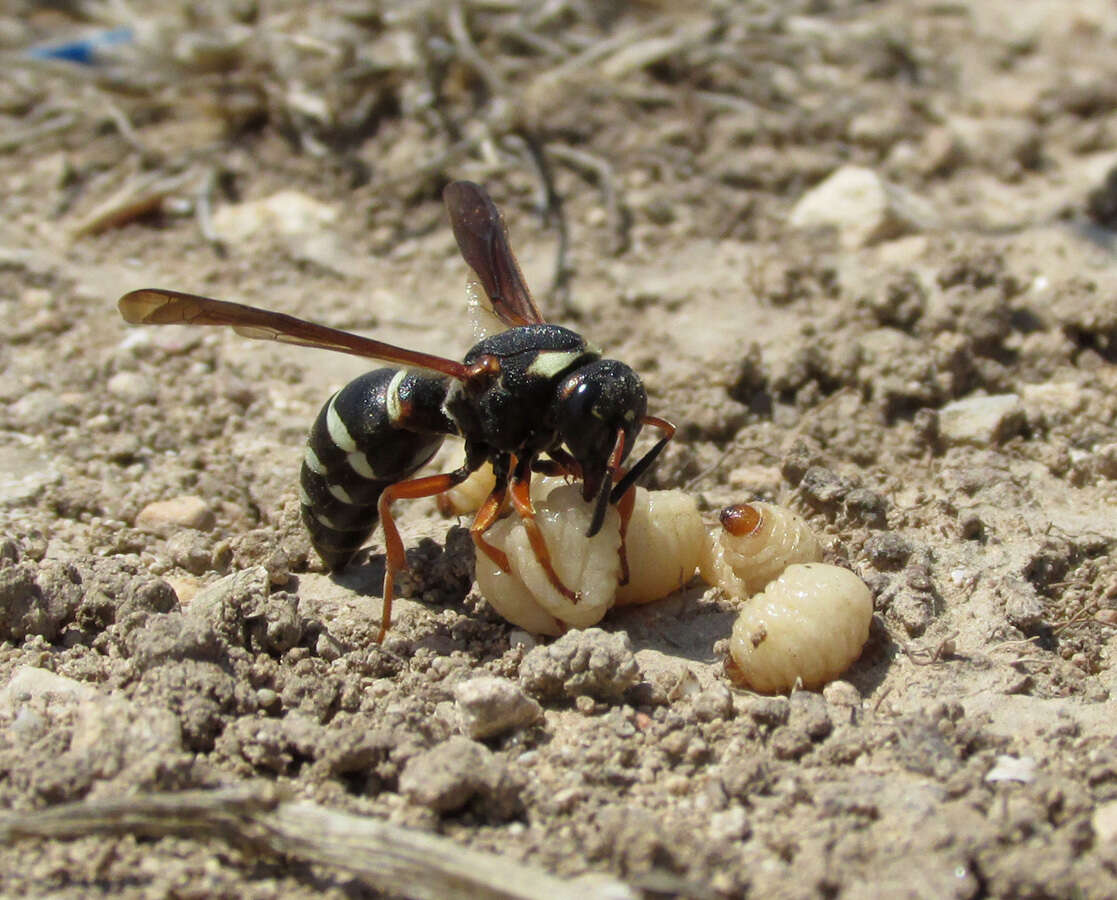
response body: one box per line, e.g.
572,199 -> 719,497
473,483 -> 704,633
725,562 -> 873,694
699,501 -> 823,599
615,488 -> 705,606
473,480 -> 622,635
437,462 -> 497,517
473,484 -> 870,692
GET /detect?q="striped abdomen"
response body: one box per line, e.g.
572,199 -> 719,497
300,368 -> 454,569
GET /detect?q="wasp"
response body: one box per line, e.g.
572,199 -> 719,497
118,182 -> 675,641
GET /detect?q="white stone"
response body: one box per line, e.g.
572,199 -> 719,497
136,495 -> 216,532
0,665 -> 97,709
985,754 -> 1036,784
938,394 -> 1025,446
212,190 -> 337,243
1093,800 -> 1117,843
454,675 -> 542,739
107,370 -> 157,403
0,444 -> 61,504
790,165 -> 936,248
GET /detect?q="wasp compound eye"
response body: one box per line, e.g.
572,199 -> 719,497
555,360 -> 647,465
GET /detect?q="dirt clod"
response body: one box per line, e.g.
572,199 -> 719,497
519,629 -> 640,702
398,735 -> 523,819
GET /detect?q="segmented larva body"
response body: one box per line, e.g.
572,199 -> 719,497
437,461 -> 497,517
615,488 -> 705,606
474,480 -> 621,636
726,563 -> 872,693
473,483 -> 704,633
699,501 -> 823,599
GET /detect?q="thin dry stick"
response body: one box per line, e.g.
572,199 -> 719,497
0,785 -> 635,900
69,168 -> 198,238
448,1 -> 510,97
0,113 -> 77,152
97,93 -> 153,160
545,144 -> 629,256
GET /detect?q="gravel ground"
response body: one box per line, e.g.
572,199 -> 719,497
2,2 -> 1117,897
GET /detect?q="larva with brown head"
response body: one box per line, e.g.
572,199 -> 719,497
699,501 -> 823,599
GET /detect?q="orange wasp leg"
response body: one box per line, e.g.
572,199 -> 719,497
508,457 -> 580,603
376,467 -> 473,642
469,479 -> 512,575
603,427 -> 635,588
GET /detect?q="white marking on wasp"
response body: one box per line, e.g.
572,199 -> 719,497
299,484 -> 312,506
328,482 -> 355,504
326,397 -> 358,453
304,446 -> 326,475
347,451 -> 376,479
314,510 -> 340,529
386,369 -> 408,424
527,350 -> 586,380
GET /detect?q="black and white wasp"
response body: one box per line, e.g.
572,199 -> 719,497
118,182 -> 675,640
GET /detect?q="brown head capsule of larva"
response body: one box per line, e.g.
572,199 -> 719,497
699,501 -> 824,599
726,562 -> 872,693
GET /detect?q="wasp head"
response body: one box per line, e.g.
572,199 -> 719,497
553,360 -> 647,537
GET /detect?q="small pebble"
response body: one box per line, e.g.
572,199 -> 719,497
1092,799 -> 1117,843
709,806 -> 751,842
136,496 -> 216,532
106,371 -> 157,404
938,394 -> 1025,447
789,165 -> 936,248
454,676 -> 542,739
0,665 -> 97,708
985,754 -> 1036,784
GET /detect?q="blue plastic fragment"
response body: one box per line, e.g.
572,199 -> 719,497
26,27 -> 134,65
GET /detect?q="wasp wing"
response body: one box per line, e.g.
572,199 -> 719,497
465,278 -> 509,341
118,289 -> 469,380
443,181 -> 547,327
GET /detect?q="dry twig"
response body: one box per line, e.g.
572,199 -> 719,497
0,785 -> 635,900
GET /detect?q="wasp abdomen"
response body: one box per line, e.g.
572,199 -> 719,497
300,368 -> 451,569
